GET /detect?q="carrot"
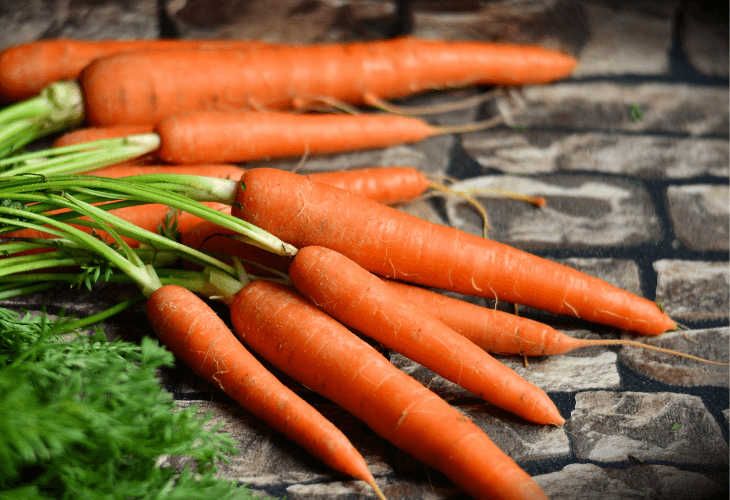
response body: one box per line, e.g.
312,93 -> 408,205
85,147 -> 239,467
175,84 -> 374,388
231,168 -> 676,336
154,111 -> 464,164
78,36 -> 578,126
288,245 -> 564,425
230,279 -> 549,500
307,166 -> 432,206
0,39 -> 274,102
90,164 -> 245,180
145,284 -> 385,499
379,278 -> 728,364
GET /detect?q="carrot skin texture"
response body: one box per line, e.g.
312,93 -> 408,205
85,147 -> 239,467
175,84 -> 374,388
289,246 -> 563,425
155,111 -> 436,164
79,37 -> 578,126
380,278 -> 586,356
145,285 -> 379,488
0,39 -> 273,102
230,280 -> 550,500
308,166 -> 432,205
232,168 -> 676,335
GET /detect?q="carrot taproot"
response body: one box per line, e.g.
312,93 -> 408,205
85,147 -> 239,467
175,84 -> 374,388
231,168 -> 676,336
145,284 -> 385,499
230,279 -> 550,500
78,36 -> 578,126
289,245 -> 564,425
0,39 -> 274,102
379,278 -> 728,364
90,163 -> 245,180
306,166 -> 432,205
179,166 -> 433,270
154,111 -> 449,164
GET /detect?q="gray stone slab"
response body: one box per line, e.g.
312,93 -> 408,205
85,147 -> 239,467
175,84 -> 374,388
409,0 -> 583,56
0,0 -> 158,51
534,463 -> 726,500
654,260 -> 730,322
286,478 -> 454,500
619,328 -> 729,388
505,82 -> 728,135
444,174 -> 661,250
567,391 -> 729,464
570,1 -> 677,77
666,184 -> 730,252
495,351 -> 621,392
461,129 -> 729,178
392,349 -> 620,396
457,404 -> 570,462
679,0 -> 729,79
164,0 -> 399,43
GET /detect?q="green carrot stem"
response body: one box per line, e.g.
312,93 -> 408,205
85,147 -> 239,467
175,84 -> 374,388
0,81 -> 84,158
58,294 -> 147,332
0,134 -> 160,176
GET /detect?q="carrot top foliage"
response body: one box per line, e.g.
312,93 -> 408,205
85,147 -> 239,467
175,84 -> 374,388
0,307 -> 277,499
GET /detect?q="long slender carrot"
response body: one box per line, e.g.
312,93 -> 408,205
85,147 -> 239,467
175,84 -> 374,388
145,284 -> 385,499
380,278 -> 728,364
78,37 -> 578,126
289,245 -> 564,425
0,39 -> 273,102
230,279 -> 550,500
231,168 -> 676,335
307,166 -> 432,206
154,111 -> 469,164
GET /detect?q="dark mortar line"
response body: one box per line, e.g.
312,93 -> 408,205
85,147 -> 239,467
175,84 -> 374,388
157,0 -> 180,39
485,124 -> 729,141
556,73 -> 729,87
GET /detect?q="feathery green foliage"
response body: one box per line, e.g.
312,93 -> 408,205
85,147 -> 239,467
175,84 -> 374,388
0,307 -> 271,499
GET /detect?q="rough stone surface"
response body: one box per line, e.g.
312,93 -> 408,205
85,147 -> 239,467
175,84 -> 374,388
678,0 -> 729,79
569,1 -> 678,77
654,260 -> 730,322
534,463 -> 726,500
461,129 -> 729,178
408,0 -> 585,55
164,0 -> 399,43
666,184 -> 730,252
506,83 -> 729,135
567,391 -> 729,464
619,328 -> 729,388
444,174 -> 662,250
0,0 -> 158,50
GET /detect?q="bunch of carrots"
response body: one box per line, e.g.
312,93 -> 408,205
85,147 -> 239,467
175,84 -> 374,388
2,37 -> 724,500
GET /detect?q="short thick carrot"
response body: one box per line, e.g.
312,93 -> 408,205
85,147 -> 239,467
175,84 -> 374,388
231,168 -> 676,335
230,279 -> 549,500
146,285 -> 383,497
79,36 -> 578,126
0,39 -> 273,102
154,111 -> 440,164
289,245 -> 564,425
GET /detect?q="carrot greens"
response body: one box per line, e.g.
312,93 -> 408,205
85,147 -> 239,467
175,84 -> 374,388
0,306 -> 276,499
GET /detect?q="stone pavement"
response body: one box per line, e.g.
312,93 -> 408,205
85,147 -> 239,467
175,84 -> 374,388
1,1 -> 728,499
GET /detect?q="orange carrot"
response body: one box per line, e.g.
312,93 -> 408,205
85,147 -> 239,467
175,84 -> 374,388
231,280 -> 550,500
289,245 -> 564,425
231,279 -> 549,500
0,39 -> 273,102
231,168 -> 676,336
90,163 -> 245,180
78,37 -> 578,126
379,278 -> 728,365
307,166 -> 432,205
145,284 -> 385,499
154,111 -> 444,164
